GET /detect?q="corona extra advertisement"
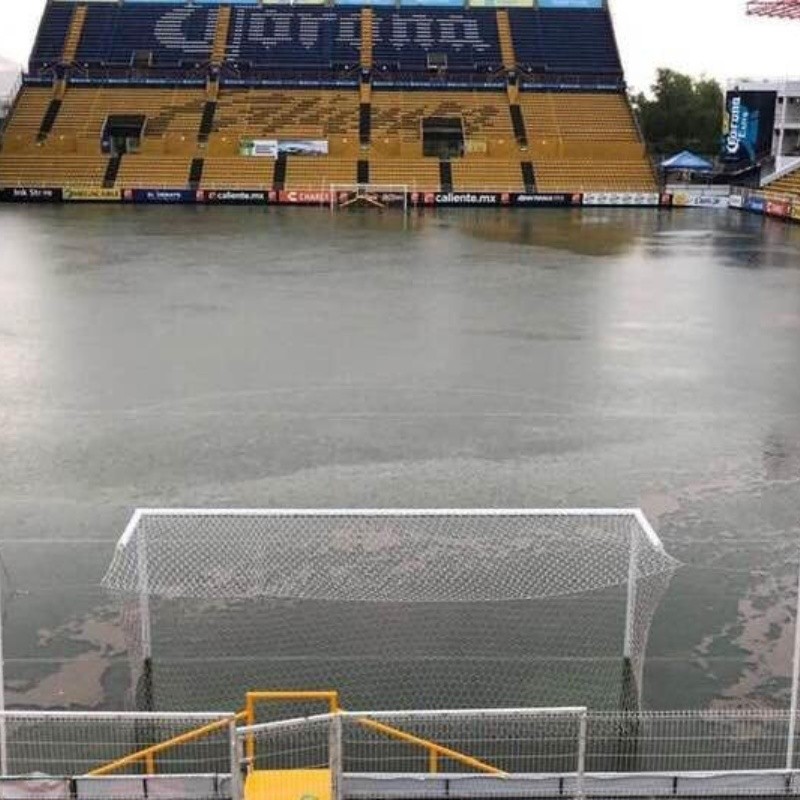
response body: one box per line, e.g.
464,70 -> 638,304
721,90 -> 776,163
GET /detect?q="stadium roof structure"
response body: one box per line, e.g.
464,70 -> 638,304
747,0 -> 800,18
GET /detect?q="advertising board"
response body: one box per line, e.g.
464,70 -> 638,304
721,91 -> 777,164
583,192 -> 660,207
0,187 -> 62,202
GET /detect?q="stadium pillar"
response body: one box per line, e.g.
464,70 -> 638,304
786,553 -> 800,770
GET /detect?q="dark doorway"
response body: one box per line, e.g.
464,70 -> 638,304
101,114 -> 146,155
422,117 -> 464,160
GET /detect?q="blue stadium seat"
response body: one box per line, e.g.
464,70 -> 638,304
509,9 -> 621,76
30,2 -> 75,68
225,8 -> 362,70
74,3 -> 217,67
372,10 -> 502,73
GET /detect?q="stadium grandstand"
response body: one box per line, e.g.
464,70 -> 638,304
0,0 -> 657,200
740,0 -> 800,202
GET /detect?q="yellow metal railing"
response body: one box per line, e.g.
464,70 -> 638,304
88,689 -> 504,779
88,711 -> 247,777
354,716 -> 506,777
244,691 -> 341,766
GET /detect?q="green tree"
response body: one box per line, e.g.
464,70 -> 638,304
631,69 -> 724,158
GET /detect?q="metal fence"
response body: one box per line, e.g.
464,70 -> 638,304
0,711 -> 236,777
237,708 -> 800,799
5,708 -> 800,798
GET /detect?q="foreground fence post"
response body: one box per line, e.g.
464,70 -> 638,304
0,553 -> 7,777
230,717 -> 243,800
787,554 -> 800,771
329,714 -> 343,800
576,709 -> 587,800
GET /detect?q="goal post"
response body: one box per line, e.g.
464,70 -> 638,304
329,184 -> 409,212
104,509 -> 679,714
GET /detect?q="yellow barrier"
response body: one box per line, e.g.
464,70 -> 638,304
87,711 -> 248,777
88,690 -> 503,780
245,691 -> 341,766
355,717 -> 507,777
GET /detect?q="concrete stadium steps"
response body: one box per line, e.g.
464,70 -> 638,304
450,160 -> 525,192
115,156 -> 193,189
532,160 -> 656,193
211,6 -> 232,67
766,167 -> 800,199
369,159 -> 441,191
201,157 -> 274,190
284,158 -> 357,189
61,4 -> 88,65
496,10 -> 517,70
1,87 -> 53,150
210,90 -> 361,152
0,154 -> 107,187
361,9 -> 374,69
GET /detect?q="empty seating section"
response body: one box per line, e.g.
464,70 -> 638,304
371,90 -> 515,155
74,4 -> 217,66
0,154 -> 107,188
1,88 -> 53,149
225,8 -> 361,70
509,9 -> 621,75
30,2 -> 74,67
372,10 -> 501,72
210,89 -> 360,155
6,2 -> 658,195
46,88 -> 204,152
285,158 -> 356,189
201,158 -> 275,190
533,161 -> 655,192
451,160 -> 523,191
522,92 -> 641,146
115,156 -> 193,189
521,91 -> 655,192
766,168 -> 800,199
370,159 -> 440,190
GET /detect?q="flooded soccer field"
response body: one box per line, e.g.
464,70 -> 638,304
1,204 -> 800,711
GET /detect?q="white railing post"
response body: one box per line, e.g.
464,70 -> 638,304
0,552 -> 8,777
575,709 -> 587,800
329,713 -> 343,800
623,528 -> 639,661
786,553 -> 800,771
229,717 -> 243,800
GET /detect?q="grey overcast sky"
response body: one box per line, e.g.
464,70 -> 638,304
0,0 -> 798,92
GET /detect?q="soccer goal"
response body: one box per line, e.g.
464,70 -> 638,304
103,510 -> 678,714
329,184 -> 409,212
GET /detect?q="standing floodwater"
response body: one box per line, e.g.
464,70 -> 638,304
1,205 -> 800,711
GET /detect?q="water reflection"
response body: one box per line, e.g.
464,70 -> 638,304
452,208 -> 657,256
1,205 -> 800,711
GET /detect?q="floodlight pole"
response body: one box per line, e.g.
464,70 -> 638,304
786,552 -> 800,771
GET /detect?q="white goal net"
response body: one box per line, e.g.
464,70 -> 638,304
103,510 -> 678,713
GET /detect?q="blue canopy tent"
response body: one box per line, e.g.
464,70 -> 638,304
660,150 -> 714,172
